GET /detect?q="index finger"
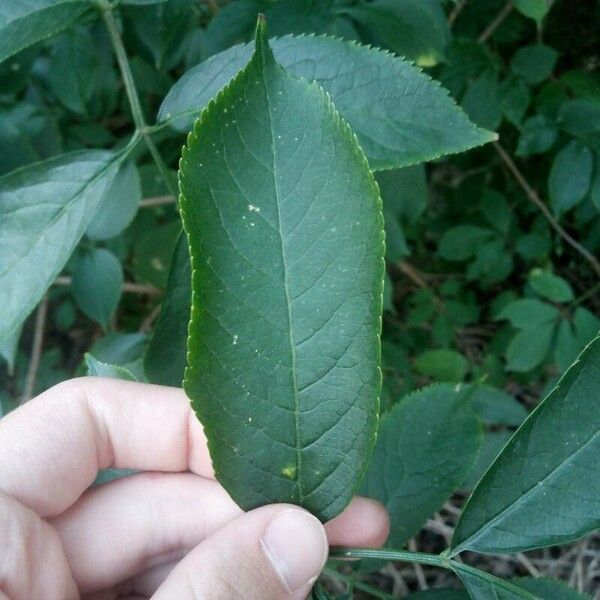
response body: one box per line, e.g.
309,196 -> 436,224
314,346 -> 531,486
0,377 -> 212,516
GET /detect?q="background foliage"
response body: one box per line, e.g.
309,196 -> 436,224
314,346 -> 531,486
1,0 -> 599,597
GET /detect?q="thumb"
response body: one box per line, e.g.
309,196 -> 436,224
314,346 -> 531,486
151,504 -> 328,600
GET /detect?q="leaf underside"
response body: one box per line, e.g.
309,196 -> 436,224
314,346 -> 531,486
179,22 -> 385,521
160,34 -> 495,170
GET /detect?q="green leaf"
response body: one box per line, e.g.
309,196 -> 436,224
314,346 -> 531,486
0,324 -> 21,374
505,324 -> 555,372
85,353 -> 137,381
361,384 -> 481,554
453,563 -> 541,599
0,0 -> 91,63
48,27 -> 99,115
528,269 -> 574,303
496,299 -> 559,329
86,161 -> 141,241
342,0 -> 449,67
159,34 -> 495,170
377,166 -> 427,261
127,0 -> 197,71
549,141 -> 594,215
414,349 -> 469,382
376,165 -> 427,225
592,151 -> 600,212
555,308 -> 600,372
72,248 -> 123,329
179,20 -> 385,522
470,385 -> 527,427
451,336 -> 600,555
499,76 -> 530,126
513,0 -> 552,23
438,226 -> 494,261
144,233 -> 191,387
557,100 -> 600,137
462,70 -> 502,131
512,577 -> 592,600
516,115 -> 557,157
462,431 -> 513,490
511,45 -> 558,85
132,220 -> 181,288
0,150 -> 121,341
88,332 -> 148,366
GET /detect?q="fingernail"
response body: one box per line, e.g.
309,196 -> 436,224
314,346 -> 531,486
260,509 -> 328,592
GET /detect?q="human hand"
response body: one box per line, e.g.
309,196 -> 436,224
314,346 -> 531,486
0,377 -> 389,600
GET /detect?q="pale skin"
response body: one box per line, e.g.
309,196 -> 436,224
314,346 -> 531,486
0,377 -> 389,600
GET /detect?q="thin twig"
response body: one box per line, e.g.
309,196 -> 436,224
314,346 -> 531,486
493,141 -> 600,279
448,0 -> 468,26
139,195 -> 176,208
139,304 -> 162,332
54,276 -> 161,296
478,1 -> 513,42
398,261 -> 429,288
20,296 -> 49,403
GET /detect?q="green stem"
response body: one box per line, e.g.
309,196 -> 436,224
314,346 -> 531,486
330,547 -> 448,569
100,3 -> 178,198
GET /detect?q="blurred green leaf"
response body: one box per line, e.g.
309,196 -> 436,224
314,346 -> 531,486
462,70 -> 502,130
496,299 -> 559,328
557,100 -> 600,137
505,324 -> 555,372
48,28 -> 99,115
470,385 -> 527,427
87,161 -> 141,241
513,0 -> 553,23
0,324 -> 22,373
516,115 -> 558,156
144,233 -> 190,387
343,0 -> 449,67
414,349 -> 469,382
511,44 -> 558,85
72,248 -> 123,329
548,140 -> 593,215
528,269 -> 574,303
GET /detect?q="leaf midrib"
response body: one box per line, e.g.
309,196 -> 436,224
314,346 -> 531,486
259,50 -> 304,503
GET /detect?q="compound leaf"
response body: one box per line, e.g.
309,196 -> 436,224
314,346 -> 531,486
179,19 -> 385,521
451,336 -> 600,555
160,34 -> 495,170
0,150 -> 121,341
